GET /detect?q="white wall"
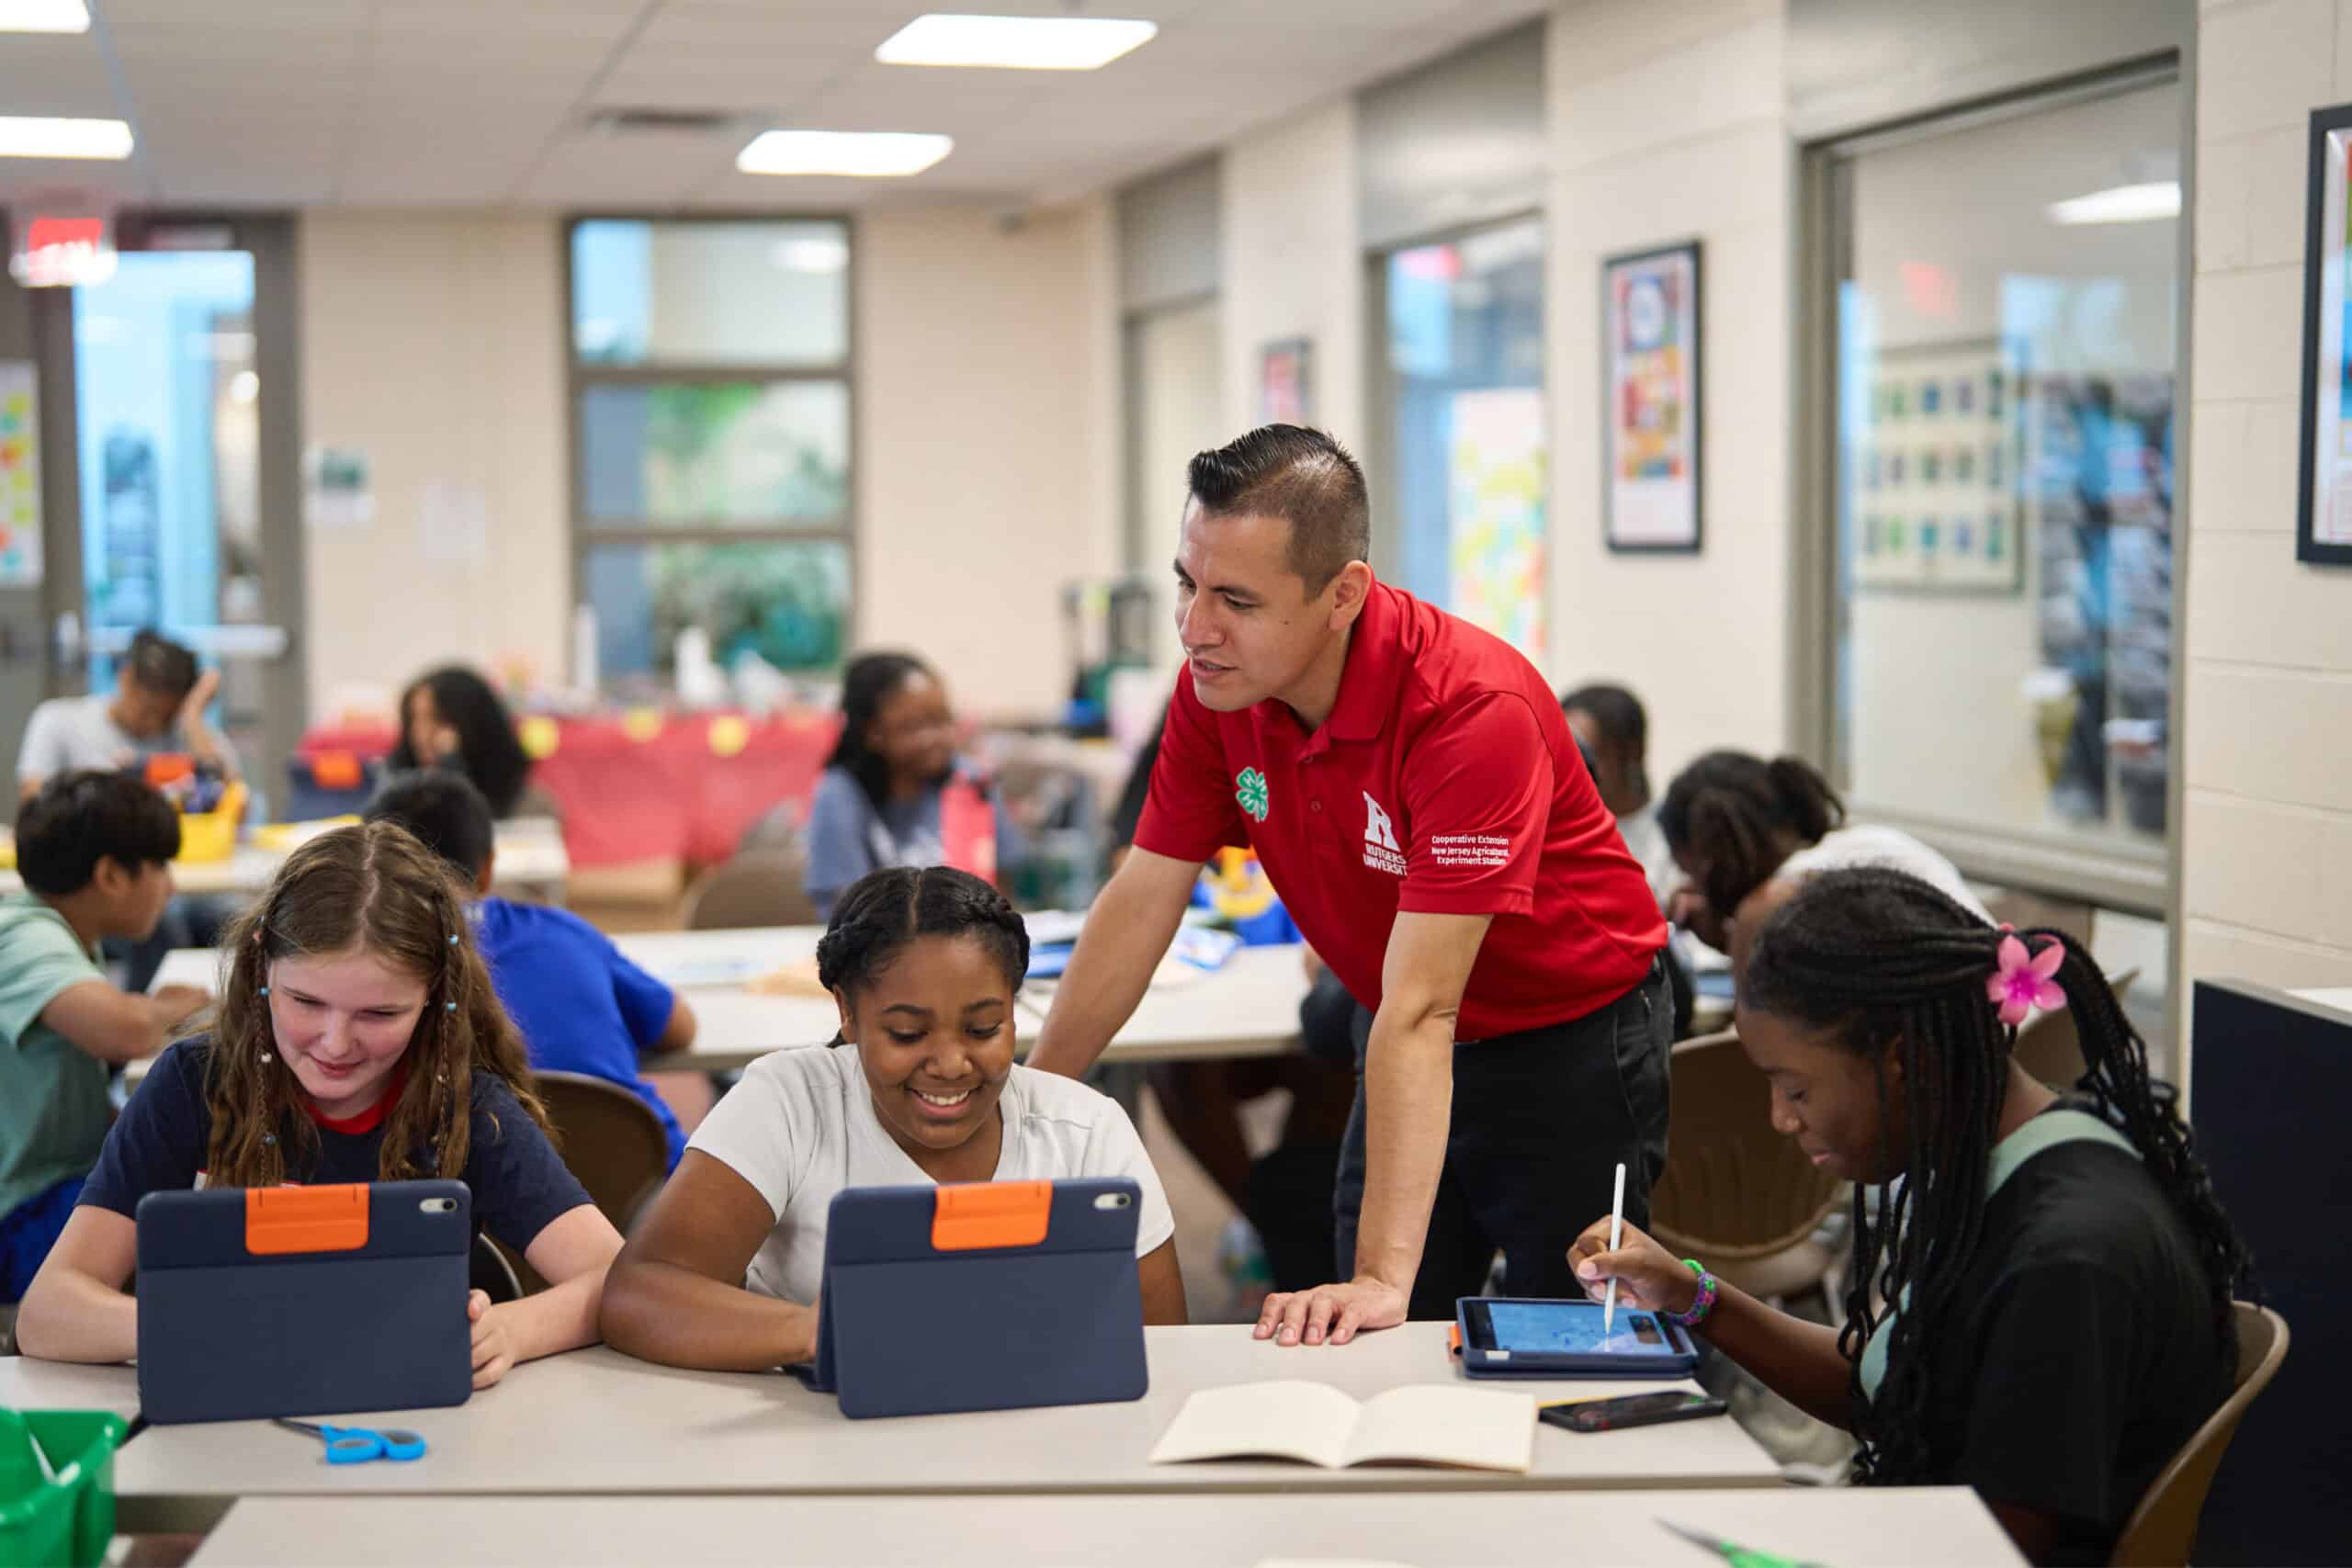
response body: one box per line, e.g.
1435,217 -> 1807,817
1546,0 -> 1792,782
299,211 -> 570,722
299,201 -> 1117,728
855,199 -> 1121,719
1220,99 -> 1368,455
2179,0 -> 2352,1016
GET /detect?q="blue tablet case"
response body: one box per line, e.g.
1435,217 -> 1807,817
802,1178 -> 1147,1419
135,1180 -> 475,1424
1453,1297 -> 1700,1380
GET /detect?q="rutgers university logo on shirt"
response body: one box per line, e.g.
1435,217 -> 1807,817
1362,792 -> 1406,876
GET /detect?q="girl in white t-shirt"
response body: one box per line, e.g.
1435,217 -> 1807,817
1657,750 -> 1991,966
600,866 -> 1187,1371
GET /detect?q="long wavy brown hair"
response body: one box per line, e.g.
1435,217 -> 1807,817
199,820 -> 551,1189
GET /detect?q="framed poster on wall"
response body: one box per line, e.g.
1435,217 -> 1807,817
1258,338 -> 1313,425
2298,102 -> 2352,565
1601,240 -> 1701,553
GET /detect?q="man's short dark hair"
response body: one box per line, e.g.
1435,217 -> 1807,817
1560,683 -> 1647,753
363,770 -> 495,881
1186,424 -> 1371,592
124,629 -> 199,704
17,771 -> 181,896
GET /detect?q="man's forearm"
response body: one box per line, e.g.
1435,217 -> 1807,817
1351,1007 -> 1453,1292
1025,855 -> 1192,1077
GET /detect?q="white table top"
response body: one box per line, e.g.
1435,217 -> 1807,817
150,925 -> 1308,1073
2289,987 -> 2352,1018
190,1486 -> 2026,1567
105,1323 -> 1779,1531
0,1349 -> 145,1417
0,818 -> 570,902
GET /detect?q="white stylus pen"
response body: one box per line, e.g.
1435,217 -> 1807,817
1602,1161 -> 1627,1337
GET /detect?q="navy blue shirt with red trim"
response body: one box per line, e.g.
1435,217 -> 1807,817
79,1039 -> 591,1255
1134,577 -> 1666,1039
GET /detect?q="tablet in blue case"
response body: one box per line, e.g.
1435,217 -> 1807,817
1455,1296 -> 1700,1380
803,1178 -> 1147,1419
136,1180 -> 474,1425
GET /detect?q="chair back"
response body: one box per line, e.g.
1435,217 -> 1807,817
2109,1303 -> 2290,1567
533,1070 -> 672,1235
684,846 -> 818,930
1649,1030 -> 1843,1293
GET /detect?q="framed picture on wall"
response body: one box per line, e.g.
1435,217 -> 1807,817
2298,102 -> 2352,565
1601,240 -> 1702,554
1258,338 -> 1313,425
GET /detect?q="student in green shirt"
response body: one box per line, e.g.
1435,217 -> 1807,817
0,771 -> 209,1300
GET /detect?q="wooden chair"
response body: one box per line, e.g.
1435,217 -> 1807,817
2109,1303 -> 2290,1567
534,1070 -> 673,1236
1648,1030 -> 1845,1303
2014,966 -> 2142,1089
683,845 -> 818,931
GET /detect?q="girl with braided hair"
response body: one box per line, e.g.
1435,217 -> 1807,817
17,822 -> 622,1386
1571,868 -> 2251,1566
601,865 -> 1185,1373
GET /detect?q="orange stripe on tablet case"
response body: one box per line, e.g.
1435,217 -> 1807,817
245,1185 -> 370,1255
931,1181 -> 1052,1251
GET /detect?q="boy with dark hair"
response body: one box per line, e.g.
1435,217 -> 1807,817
0,772 -> 211,1300
364,772 -> 697,1168
17,629 -> 241,800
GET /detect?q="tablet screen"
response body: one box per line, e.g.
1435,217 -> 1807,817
1484,1301 -> 1663,1355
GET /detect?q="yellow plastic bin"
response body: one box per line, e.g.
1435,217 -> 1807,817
172,782 -> 248,865
0,1407 -> 129,1568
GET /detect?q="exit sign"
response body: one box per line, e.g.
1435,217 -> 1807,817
10,212 -> 115,288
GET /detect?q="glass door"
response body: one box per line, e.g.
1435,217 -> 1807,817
49,222 -> 301,813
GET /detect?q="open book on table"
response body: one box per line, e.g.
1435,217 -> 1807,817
1148,1382 -> 1536,1473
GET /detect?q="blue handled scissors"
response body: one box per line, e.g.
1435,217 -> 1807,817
274,1417 -> 427,1465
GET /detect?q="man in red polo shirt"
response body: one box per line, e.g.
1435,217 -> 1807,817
1031,425 -> 1669,1348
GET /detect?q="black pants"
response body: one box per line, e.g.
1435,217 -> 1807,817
1333,959 -> 1673,1320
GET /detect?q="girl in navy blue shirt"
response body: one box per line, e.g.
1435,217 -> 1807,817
16,822 -> 621,1386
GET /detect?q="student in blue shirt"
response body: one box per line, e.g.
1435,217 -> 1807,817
362,773 -> 697,1169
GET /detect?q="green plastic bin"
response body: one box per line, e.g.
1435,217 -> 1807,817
0,1406 -> 128,1568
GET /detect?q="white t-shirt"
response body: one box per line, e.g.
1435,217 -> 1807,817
687,1043 -> 1177,1306
1778,825 -> 1994,923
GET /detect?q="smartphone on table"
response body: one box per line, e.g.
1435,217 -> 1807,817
1541,1391 -> 1730,1433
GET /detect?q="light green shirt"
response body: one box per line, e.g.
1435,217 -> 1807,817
0,891 -> 108,1224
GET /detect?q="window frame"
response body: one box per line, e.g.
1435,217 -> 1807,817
1792,59 -> 2190,919
560,211 -> 859,679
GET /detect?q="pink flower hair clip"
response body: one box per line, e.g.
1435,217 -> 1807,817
1988,933 -> 2066,1027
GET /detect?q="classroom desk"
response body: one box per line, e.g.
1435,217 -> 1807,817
148,925 -> 1310,1073
0,1350 -> 144,1418
0,818 -> 571,904
188,1486 -> 2028,1567
107,1323 -> 1781,1532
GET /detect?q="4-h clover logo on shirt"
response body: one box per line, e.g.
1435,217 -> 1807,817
1234,766 -> 1271,823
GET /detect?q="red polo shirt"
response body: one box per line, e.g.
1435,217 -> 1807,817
1134,578 -> 1666,1040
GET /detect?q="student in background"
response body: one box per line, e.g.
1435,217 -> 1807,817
363,772 -> 697,1168
0,773 -> 210,1303
1559,683 -> 1673,903
16,822 -> 620,1385
388,666 -> 553,820
600,866 -> 1184,1372
19,630 -> 243,992
1572,869 -> 2248,1566
16,630 -> 240,800
803,652 -> 1007,920
1657,750 -> 1990,964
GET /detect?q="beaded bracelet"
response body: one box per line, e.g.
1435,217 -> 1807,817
1666,1259 -> 1718,1327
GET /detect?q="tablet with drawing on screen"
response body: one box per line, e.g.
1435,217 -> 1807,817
1455,1297 -> 1699,1379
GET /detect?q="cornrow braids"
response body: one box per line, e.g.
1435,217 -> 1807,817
1741,866 -> 2252,1487
814,865 -> 1029,1014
